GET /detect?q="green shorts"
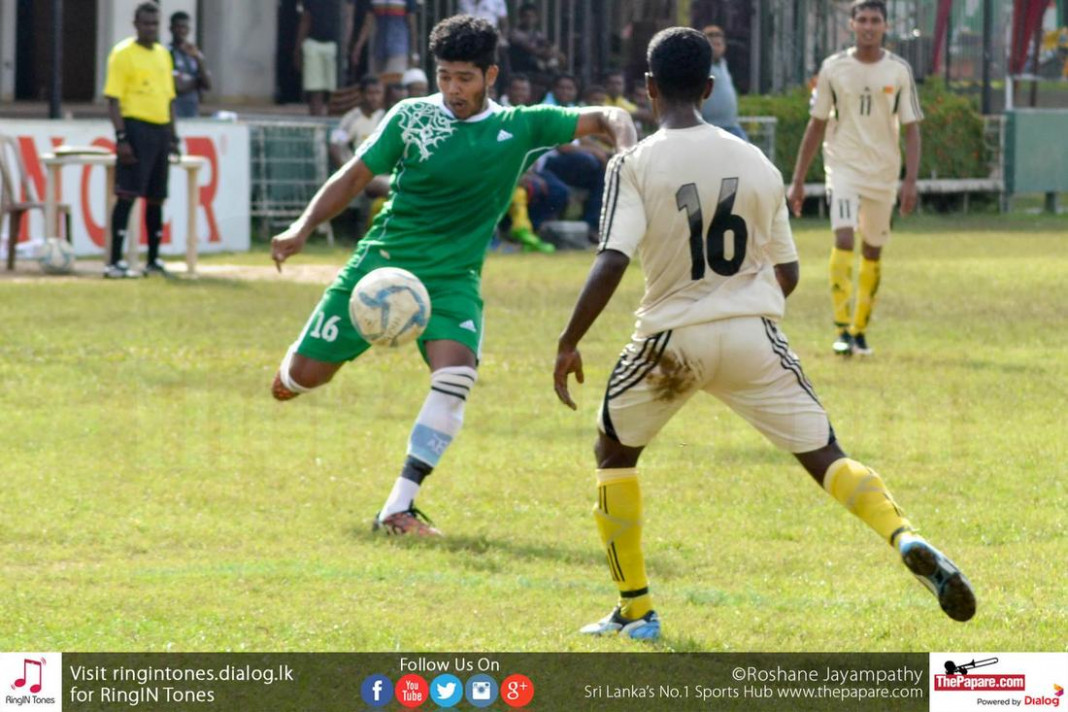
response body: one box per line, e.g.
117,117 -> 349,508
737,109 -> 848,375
292,249 -> 484,365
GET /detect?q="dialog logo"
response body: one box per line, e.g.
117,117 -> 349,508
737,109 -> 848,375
360,674 -> 393,708
429,673 -> 463,708
1055,684 -> 1064,697
465,674 -> 499,708
395,674 -> 429,708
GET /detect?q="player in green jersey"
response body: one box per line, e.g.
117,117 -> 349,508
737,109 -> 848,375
270,15 -> 637,536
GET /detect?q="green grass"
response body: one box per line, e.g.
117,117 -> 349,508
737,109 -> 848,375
1,214 -> 1066,652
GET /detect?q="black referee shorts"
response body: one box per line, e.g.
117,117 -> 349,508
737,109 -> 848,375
115,118 -> 172,201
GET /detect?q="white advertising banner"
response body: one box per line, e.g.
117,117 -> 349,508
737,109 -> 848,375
0,119 -> 250,257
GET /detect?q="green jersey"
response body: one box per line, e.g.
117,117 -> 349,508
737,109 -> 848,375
354,95 -> 580,280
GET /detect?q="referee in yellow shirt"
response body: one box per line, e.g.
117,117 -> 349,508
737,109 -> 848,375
103,1 -> 178,278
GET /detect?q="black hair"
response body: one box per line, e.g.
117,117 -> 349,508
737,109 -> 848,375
647,27 -> 712,104
359,75 -> 382,90
603,68 -> 625,81
429,15 -> 499,71
518,3 -> 538,14
135,1 -> 160,20
170,11 -> 190,25
509,73 -> 530,85
553,73 -> 577,87
850,0 -> 888,19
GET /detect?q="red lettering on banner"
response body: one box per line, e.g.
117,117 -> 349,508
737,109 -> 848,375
14,136 -> 62,241
184,137 -> 220,243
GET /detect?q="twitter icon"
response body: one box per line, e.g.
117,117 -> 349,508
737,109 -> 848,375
430,674 -> 463,708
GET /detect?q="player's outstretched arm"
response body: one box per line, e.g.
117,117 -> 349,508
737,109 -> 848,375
554,249 -> 631,410
899,122 -> 922,216
786,117 -> 827,216
271,159 -> 376,269
573,106 -> 638,151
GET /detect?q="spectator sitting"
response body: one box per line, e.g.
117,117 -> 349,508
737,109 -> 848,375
602,68 -> 654,127
330,75 -> 389,237
542,73 -> 579,107
494,73 -> 556,253
628,82 -> 654,137
583,84 -> 607,107
330,75 -> 385,167
701,25 -> 748,141
169,11 -> 211,118
402,67 -> 429,97
501,73 -> 531,107
384,81 -> 409,109
603,70 -> 638,112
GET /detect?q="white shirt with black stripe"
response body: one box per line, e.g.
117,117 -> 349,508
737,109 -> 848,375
599,124 -> 798,339
810,48 -> 923,195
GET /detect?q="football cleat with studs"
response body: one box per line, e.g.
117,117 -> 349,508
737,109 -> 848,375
832,330 -> 854,356
900,538 -> 976,622
852,333 -> 873,355
271,372 -> 301,401
580,607 -> 661,640
373,505 -> 443,537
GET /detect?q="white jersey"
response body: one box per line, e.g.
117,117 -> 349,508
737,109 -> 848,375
811,48 -> 923,196
599,124 -> 798,338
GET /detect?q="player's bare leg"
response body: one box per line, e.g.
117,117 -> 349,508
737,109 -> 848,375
373,339 -> 478,537
580,433 -> 661,640
795,442 -> 976,622
830,227 -> 856,355
271,350 -> 342,401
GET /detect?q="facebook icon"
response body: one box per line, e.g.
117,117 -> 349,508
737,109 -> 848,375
360,674 -> 393,707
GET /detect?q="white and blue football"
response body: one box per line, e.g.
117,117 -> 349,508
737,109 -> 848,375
349,267 -> 431,347
36,237 -> 75,275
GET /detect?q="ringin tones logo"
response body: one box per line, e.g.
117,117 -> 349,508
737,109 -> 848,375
4,654 -> 60,709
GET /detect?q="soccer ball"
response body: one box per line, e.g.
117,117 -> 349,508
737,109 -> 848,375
349,267 -> 431,347
36,237 -> 75,274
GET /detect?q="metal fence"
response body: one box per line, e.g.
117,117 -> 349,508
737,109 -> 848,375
248,119 -> 333,241
748,0 -> 1018,93
740,116 -> 777,164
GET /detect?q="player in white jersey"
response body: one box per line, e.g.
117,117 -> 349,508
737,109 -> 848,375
553,27 -> 973,640
788,0 -> 922,356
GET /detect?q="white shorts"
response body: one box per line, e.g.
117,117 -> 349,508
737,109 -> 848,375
302,39 -> 338,92
598,317 -> 833,453
827,180 -> 895,247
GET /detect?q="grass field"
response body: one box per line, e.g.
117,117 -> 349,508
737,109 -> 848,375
1,214 -> 1066,653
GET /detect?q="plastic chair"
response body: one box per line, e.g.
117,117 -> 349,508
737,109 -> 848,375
0,134 -> 71,270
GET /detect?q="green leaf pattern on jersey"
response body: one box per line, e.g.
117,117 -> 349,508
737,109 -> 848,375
398,103 -> 456,162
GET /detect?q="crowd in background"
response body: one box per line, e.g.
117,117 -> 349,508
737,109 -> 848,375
287,1 -> 748,249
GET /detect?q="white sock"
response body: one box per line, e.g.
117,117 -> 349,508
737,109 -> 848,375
378,366 -> 477,519
380,478 -> 421,519
278,346 -> 312,393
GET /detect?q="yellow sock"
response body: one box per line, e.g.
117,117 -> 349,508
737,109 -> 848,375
829,248 -> 854,329
509,187 -> 534,234
594,468 -> 652,620
852,257 -> 881,335
824,458 -> 915,546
